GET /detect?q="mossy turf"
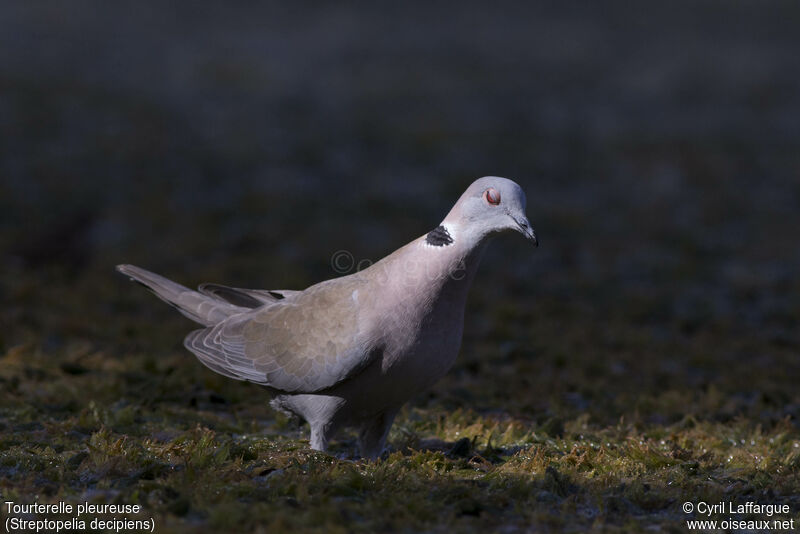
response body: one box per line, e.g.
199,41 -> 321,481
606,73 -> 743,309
3,264 -> 800,533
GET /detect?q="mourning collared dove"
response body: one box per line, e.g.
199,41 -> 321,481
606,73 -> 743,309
117,176 -> 537,458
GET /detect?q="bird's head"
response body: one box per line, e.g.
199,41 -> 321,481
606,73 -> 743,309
443,176 -> 537,247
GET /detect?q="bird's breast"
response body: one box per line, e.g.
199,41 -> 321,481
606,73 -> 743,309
376,287 -> 466,387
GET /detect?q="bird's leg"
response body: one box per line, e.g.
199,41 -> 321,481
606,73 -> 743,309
309,420 -> 336,452
357,409 -> 398,460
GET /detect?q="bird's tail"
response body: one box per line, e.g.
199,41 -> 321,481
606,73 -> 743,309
116,264 -> 247,326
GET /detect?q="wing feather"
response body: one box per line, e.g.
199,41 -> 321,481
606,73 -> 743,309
198,283 -> 300,308
183,276 -> 380,393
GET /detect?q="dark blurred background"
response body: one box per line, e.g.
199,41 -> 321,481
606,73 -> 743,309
2,1 -> 799,426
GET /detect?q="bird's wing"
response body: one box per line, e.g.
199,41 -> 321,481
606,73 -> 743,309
184,275 -> 381,392
198,283 -> 300,308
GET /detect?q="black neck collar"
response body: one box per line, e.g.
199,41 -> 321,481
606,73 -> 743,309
425,225 -> 453,247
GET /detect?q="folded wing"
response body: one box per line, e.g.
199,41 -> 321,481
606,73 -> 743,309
184,276 -> 380,392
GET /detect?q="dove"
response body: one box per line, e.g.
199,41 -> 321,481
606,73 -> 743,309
117,176 -> 537,459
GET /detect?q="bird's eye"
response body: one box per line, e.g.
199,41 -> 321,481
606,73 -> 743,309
484,188 -> 501,206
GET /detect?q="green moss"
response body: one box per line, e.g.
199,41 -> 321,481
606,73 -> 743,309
2,316 -> 800,532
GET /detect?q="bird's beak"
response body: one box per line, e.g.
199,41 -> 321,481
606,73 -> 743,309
512,215 -> 538,247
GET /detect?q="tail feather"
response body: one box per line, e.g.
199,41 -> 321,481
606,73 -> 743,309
116,264 -> 247,326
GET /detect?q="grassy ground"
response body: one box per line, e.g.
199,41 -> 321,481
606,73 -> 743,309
2,1 -> 800,532
2,335 -> 800,532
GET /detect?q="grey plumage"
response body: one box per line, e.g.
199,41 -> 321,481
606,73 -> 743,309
117,176 -> 537,459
